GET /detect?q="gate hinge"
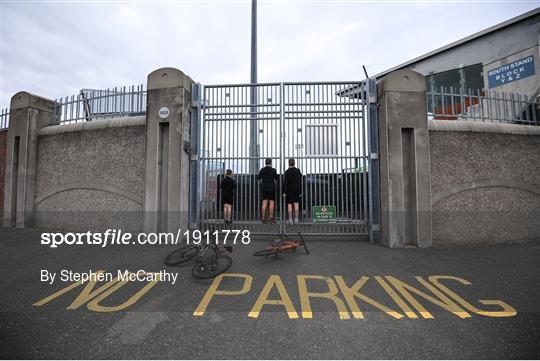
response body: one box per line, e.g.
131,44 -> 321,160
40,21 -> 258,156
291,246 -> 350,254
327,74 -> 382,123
183,140 -> 192,154
370,152 -> 379,160
368,96 -> 377,104
371,223 -> 380,231
192,98 -> 208,109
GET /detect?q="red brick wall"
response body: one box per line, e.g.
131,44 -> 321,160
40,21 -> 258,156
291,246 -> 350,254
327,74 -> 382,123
0,130 -> 7,221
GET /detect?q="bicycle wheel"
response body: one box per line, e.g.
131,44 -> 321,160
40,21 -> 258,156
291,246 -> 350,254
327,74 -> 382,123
252,248 -> 279,257
192,254 -> 233,279
164,245 -> 200,266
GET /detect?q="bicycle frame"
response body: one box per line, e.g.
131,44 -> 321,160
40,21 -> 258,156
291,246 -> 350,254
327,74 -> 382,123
196,242 -> 222,261
264,233 -> 309,255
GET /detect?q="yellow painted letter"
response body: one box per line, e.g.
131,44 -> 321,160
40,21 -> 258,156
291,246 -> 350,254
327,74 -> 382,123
428,275 -> 517,317
297,275 -> 350,319
87,272 -> 160,312
193,273 -> 253,316
374,276 -> 418,318
249,275 -> 298,319
335,276 -> 404,319
33,270 -> 118,308
384,276 -> 471,319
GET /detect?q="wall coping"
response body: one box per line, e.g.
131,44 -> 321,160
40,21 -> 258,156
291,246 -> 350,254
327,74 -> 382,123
38,115 -> 145,135
428,119 -> 540,135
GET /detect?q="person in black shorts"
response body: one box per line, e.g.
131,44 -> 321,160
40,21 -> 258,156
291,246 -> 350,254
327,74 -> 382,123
220,169 -> 236,223
258,158 -> 278,223
283,158 -> 302,224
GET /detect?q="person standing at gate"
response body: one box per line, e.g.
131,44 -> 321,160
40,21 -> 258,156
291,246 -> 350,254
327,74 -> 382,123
258,158 -> 278,224
220,169 -> 236,224
283,158 -> 302,224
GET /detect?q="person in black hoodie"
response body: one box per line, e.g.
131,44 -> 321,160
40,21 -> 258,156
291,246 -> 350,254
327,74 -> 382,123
283,158 -> 302,224
258,158 -> 278,223
220,169 -> 236,223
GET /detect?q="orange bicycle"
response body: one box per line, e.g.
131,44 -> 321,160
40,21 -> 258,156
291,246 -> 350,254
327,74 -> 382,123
252,233 -> 309,258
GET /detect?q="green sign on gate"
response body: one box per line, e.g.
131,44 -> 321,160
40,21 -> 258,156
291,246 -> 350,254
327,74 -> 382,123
312,206 -> 336,223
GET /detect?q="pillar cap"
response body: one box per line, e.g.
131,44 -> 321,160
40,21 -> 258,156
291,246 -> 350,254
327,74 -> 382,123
10,91 -> 56,113
379,69 -> 426,93
147,67 -> 194,91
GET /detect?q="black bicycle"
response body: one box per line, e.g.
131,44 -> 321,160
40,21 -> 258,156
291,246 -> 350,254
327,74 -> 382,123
164,242 -> 233,279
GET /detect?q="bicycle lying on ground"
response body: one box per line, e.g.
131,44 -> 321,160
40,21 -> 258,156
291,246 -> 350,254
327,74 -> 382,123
164,242 -> 233,279
252,233 -> 309,258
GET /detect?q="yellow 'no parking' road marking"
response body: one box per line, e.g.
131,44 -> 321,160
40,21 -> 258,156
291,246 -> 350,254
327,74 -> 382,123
193,274 -> 517,319
33,272 -> 517,319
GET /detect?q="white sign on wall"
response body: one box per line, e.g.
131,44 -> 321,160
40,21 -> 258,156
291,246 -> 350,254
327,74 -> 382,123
159,107 -> 170,119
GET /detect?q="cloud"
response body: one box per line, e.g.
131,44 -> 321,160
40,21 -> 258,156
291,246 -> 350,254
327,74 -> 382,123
0,1 -> 538,109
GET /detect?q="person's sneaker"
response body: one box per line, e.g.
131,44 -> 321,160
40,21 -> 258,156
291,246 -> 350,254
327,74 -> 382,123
268,218 -> 276,224
286,219 -> 293,225
260,217 -> 267,224
294,218 -> 299,224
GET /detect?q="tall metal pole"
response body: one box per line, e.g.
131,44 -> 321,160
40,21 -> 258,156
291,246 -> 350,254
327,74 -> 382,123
249,0 -> 258,174
251,0 -> 257,84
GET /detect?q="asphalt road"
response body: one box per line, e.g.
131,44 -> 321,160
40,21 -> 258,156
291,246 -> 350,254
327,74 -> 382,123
0,227 -> 538,359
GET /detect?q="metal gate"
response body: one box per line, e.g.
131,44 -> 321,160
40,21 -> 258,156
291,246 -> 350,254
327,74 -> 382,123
191,80 -> 380,240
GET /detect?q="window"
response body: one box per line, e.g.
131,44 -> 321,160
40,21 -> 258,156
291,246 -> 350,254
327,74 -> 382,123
463,63 -> 484,91
426,63 -> 484,93
305,124 -> 338,156
426,64 -> 484,115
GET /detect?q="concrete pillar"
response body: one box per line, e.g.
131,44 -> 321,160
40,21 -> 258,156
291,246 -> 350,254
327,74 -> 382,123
3,92 -> 57,227
377,70 -> 432,248
144,68 -> 195,233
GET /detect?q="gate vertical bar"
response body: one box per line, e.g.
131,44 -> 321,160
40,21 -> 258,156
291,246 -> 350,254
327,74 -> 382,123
250,86 -> 258,174
366,78 -> 381,243
280,82 -> 285,235
189,83 -> 202,229
200,86 -> 208,232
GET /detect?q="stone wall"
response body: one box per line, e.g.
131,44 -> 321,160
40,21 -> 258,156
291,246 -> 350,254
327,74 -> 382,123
33,116 -> 145,231
429,120 -> 540,244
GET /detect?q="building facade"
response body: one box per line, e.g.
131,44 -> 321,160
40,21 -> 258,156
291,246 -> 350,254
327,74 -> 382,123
377,8 -> 540,99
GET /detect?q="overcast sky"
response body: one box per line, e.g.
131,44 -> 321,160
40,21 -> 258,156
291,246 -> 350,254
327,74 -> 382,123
0,0 -> 538,109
